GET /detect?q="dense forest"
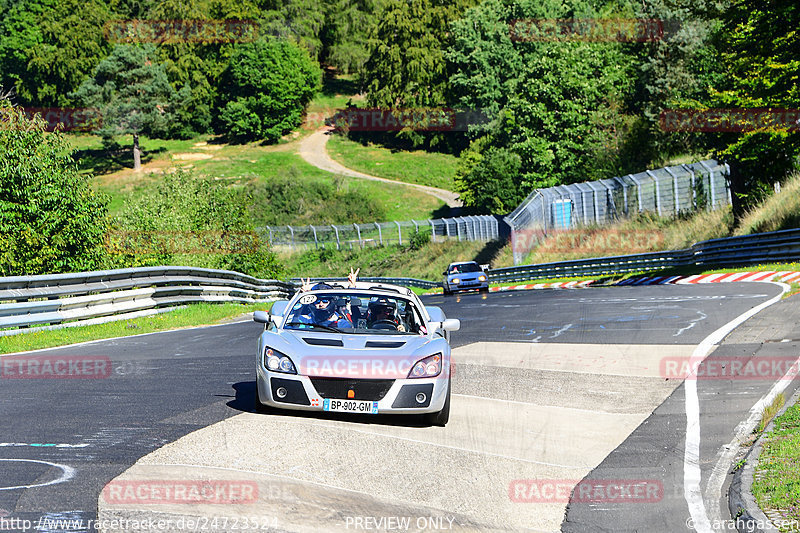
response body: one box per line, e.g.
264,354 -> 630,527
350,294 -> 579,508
1,0 -> 798,276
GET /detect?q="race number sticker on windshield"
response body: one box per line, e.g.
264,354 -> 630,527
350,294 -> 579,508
299,294 -> 317,304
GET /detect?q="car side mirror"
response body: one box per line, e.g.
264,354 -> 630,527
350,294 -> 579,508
442,319 -> 460,332
253,311 -> 270,324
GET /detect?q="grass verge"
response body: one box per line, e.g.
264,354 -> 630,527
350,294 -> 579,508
327,134 -> 458,191
752,399 -> 800,531
0,303 -> 268,355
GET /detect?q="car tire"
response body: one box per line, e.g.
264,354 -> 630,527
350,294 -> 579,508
426,379 -> 450,427
442,286 -> 451,296
479,286 -> 489,293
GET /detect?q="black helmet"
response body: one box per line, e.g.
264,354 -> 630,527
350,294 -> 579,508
311,294 -> 335,322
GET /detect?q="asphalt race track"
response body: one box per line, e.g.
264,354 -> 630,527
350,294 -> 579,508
0,283 -> 796,532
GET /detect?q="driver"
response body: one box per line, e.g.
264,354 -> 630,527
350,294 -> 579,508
366,298 -> 404,331
297,289 -> 353,329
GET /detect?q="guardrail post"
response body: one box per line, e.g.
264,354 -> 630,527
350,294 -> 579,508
682,165 -> 697,209
288,226 -> 295,248
622,181 -> 629,216
353,223 -> 362,247
374,222 -> 383,245
724,162 -> 732,205
395,221 -> 402,245
664,167 -> 680,214
444,219 -> 451,238
699,160 -> 716,209
646,170 -> 662,216
429,219 -> 436,242
264,225 -> 273,246
310,225 -> 318,248
331,225 -> 340,249
411,219 -> 419,236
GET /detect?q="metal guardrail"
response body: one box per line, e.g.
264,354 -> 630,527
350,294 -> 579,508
489,228 -> 800,283
1,229 -> 797,334
0,267 -> 295,336
290,277 -> 441,290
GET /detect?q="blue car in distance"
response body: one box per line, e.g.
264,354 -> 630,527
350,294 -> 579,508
442,261 -> 490,295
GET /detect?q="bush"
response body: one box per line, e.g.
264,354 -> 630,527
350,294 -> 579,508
106,170 -> 284,279
219,38 -> 322,142
0,100 -> 109,275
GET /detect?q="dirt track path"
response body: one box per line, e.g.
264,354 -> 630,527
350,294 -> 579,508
298,126 -> 462,208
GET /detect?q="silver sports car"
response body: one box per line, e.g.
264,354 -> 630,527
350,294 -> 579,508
253,282 -> 460,426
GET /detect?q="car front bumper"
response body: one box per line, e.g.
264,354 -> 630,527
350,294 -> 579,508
255,367 -> 449,414
446,279 -> 489,292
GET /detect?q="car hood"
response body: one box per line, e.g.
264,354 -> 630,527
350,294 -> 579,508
262,331 -> 442,379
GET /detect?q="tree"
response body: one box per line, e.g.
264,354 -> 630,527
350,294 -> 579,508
0,100 -> 108,275
219,38 -> 321,142
72,44 -> 186,171
710,0 -> 800,218
0,0 -> 111,107
447,0 -> 638,210
361,0 -> 477,109
320,0 -> 386,74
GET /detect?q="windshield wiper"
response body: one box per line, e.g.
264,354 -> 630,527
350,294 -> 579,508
284,322 -> 344,333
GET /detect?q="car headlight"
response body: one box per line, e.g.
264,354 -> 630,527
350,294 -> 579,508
478,274 -> 487,282
451,278 -> 461,284
263,347 -> 296,374
408,353 -> 442,378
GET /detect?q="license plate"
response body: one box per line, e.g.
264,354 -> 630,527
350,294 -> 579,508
323,399 -> 378,414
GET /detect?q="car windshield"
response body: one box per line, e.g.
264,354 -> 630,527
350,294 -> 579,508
449,263 -> 481,274
283,292 -> 426,335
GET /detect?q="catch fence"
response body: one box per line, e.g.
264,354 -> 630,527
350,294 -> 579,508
504,160 -> 731,264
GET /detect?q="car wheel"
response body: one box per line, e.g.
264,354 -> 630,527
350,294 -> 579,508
425,379 -> 450,427
480,286 -> 489,293
442,286 -> 451,296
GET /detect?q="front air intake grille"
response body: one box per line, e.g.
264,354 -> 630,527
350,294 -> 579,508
364,341 -> 406,348
303,337 -> 344,346
309,378 -> 394,401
